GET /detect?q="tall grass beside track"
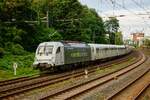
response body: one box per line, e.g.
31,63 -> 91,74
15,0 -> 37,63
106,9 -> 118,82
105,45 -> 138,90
0,52 -> 39,80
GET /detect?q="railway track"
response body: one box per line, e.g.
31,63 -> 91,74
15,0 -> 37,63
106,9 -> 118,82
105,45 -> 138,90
0,51 -> 134,87
39,51 -> 146,100
0,75 -> 44,87
107,69 -> 149,100
0,51 -> 139,99
135,82 -> 150,100
136,83 -> 150,100
108,58 -> 150,100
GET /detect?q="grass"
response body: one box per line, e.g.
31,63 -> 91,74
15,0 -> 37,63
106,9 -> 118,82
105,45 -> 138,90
0,52 -> 39,80
95,56 -> 137,75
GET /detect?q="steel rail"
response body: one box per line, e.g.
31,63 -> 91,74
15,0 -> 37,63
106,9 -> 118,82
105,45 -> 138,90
40,52 -> 145,100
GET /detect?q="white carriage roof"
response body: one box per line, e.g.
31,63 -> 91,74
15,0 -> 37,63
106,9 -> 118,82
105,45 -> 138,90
38,42 -> 125,48
88,43 -> 125,48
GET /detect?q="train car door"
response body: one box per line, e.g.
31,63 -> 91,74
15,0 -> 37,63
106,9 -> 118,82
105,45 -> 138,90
91,47 -> 95,60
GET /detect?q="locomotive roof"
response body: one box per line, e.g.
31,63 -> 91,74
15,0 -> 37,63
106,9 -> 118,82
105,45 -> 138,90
38,42 -> 63,46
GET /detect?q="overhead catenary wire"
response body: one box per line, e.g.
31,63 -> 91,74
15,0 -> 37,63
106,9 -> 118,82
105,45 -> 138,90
132,0 -> 150,14
110,0 -> 116,16
107,0 -> 150,28
102,0 -> 150,38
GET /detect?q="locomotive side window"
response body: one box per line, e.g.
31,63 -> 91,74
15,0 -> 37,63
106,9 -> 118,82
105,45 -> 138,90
56,47 -> 60,53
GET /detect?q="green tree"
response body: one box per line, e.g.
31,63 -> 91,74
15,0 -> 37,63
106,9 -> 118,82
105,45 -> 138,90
37,0 -> 107,43
81,8 -> 107,43
0,0 -> 43,51
0,0 -> 121,54
104,17 -> 119,44
115,31 -> 123,45
0,0 -> 36,21
144,39 -> 150,48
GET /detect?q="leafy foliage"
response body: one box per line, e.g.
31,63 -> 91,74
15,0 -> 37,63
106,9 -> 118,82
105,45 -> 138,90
0,47 -> 4,58
48,28 -> 62,41
104,17 -> 120,44
0,53 -> 35,70
115,32 -> 123,45
144,39 -> 150,48
11,44 -> 25,55
0,0 -> 121,53
0,0 -> 122,79
0,0 -> 36,21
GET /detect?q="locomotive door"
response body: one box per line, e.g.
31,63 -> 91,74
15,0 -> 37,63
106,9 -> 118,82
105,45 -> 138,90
55,47 -> 63,65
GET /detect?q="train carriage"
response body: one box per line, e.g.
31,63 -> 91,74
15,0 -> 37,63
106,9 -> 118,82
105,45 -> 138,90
88,44 -> 125,60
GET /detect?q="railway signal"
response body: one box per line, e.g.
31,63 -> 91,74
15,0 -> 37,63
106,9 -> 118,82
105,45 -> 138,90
13,62 -> 18,76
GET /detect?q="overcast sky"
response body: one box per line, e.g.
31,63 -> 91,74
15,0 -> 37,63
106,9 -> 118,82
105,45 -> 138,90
79,0 -> 150,39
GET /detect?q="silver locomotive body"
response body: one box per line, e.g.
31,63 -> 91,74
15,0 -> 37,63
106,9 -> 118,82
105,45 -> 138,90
33,42 -> 91,70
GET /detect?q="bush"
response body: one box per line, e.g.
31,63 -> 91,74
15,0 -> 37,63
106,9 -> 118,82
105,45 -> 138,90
0,47 -> 4,58
0,53 -> 39,80
11,44 -> 25,55
5,42 -> 13,52
0,53 -> 35,70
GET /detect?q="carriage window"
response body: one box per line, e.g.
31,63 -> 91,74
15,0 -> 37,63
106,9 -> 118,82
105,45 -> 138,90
92,47 -> 94,52
56,47 -> 60,53
96,48 -> 99,53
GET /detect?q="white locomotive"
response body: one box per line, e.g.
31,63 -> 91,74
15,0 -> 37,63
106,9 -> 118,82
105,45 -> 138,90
33,41 -> 132,71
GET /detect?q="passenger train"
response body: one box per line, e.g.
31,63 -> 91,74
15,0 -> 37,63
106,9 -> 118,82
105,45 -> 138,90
33,41 -> 132,71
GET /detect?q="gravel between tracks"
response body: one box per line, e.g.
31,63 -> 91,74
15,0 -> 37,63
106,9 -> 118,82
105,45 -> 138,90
111,70 -> 150,100
15,51 -> 143,100
80,52 -> 149,100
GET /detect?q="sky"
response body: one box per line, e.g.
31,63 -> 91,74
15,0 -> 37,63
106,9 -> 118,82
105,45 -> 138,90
79,0 -> 150,39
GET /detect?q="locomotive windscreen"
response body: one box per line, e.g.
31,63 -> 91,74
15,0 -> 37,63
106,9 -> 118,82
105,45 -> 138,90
37,45 -> 53,55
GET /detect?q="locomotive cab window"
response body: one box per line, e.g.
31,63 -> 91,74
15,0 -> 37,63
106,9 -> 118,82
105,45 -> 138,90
37,45 -> 53,55
45,46 -> 53,55
56,47 -> 60,53
37,46 -> 45,55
